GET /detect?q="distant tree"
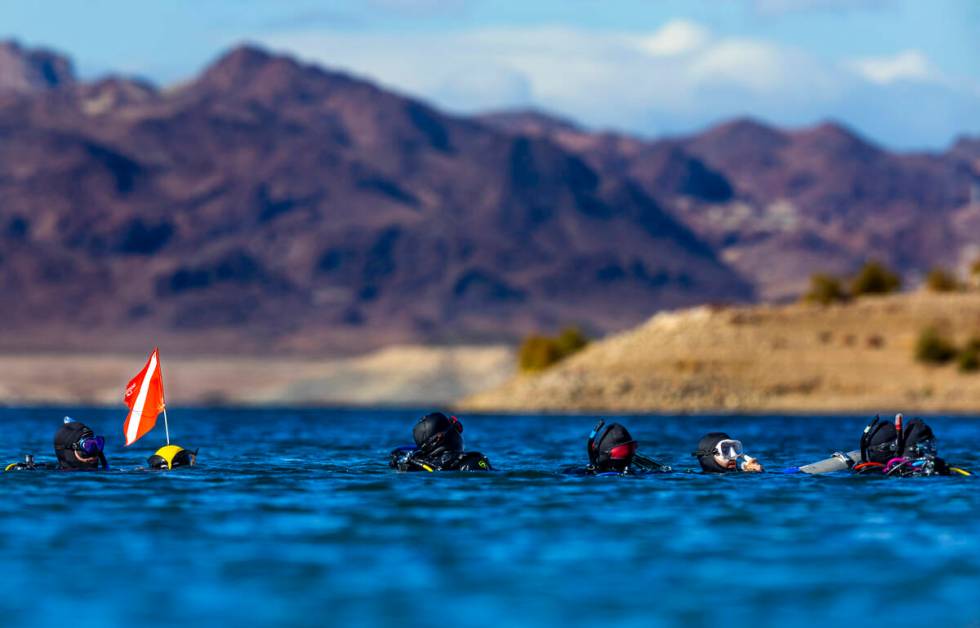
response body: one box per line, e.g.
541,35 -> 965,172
915,327 -> 957,365
801,273 -> 849,305
924,267 -> 961,293
518,335 -> 562,372
554,326 -> 589,356
971,257 -> 980,289
518,327 -> 591,372
959,337 -> 980,373
850,260 -> 901,297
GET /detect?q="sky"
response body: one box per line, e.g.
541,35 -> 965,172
1,0 -> 977,150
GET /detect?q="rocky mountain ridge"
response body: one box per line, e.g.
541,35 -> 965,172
0,41 -> 976,355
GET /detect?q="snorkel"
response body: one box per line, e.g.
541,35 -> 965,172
860,415 -> 880,464
881,414 -> 907,475
894,413 -> 904,458
587,419 -> 605,468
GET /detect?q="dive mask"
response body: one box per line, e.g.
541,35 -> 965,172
74,435 -> 105,456
714,439 -> 743,460
866,439 -> 899,458
906,437 -> 938,459
609,442 -> 637,460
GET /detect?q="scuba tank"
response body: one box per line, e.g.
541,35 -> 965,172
793,450 -> 862,474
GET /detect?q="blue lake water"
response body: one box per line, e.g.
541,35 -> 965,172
2,407 -> 979,627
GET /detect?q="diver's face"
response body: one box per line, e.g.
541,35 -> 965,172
715,454 -> 737,470
74,450 -> 99,465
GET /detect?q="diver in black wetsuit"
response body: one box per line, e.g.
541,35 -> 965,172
852,415 -> 970,476
565,420 -> 670,475
389,412 -> 491,471
147,445 -> 198,470
693,432 -> 764,473
5,418 -> 109,472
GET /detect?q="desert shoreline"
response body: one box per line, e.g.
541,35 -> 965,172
460,293 -> 980,414
4,294 -> 980,414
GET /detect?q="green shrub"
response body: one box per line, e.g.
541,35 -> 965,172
518,327 -> 590,372
959,348 -> 980,373
851,260 -> 902,297
915,327 -> 957,365
924,267 -> 961,293
518,335 -> 562,372
801,273 -> 849,305
554,326 -> 589,355
959,337 -> 980,373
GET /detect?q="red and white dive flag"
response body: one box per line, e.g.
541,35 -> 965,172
123,348 -> 166,446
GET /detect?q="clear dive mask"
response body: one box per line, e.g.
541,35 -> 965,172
906,437 -> 938,460
714,439 -> 743,461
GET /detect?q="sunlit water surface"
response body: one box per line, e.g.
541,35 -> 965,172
2,408 -> 978,627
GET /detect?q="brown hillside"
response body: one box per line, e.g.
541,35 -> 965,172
459,293 -> 980,413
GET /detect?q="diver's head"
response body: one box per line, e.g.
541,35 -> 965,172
902,419 -> 938,460
147,445 -> 197,470
53,419 -> 107,470
861,419 -> 899,464
694,432 -> 742,472
591,423 -> 637,472
413,412 -> 464,454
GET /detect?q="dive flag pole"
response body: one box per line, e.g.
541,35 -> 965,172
159,354 -> 171,446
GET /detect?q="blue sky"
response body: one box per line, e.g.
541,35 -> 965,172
2,0 -> 977,149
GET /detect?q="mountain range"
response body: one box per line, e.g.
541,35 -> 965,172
0,40 -> 976,355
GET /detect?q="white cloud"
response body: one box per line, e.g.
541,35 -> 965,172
635,19 -> 710,57
255,22 -> 978,148
849,49 -> 936,85
689,39 -> 837,95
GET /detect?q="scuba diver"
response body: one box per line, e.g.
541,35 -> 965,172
147,445 -> 198,470
693,432 -> 764,473
852,414 -> 971,477
389,412 -> 491,471
565,420 -> 670,475
5,417 -> 108,471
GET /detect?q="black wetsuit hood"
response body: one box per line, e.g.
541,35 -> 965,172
902,419 -> 935,457
589,422 -> 636,473
694,432 -> 733,473
54,421 -> 106,470
412,412 -> 464,455
860,418 -> 899,464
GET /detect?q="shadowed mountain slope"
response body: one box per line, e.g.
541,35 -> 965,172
0,43 -> 750,354
481,113 -> 980,300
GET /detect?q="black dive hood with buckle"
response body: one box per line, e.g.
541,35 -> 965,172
902,418 -> 937,459
53,421 -> 107,470
693,432 -> 732,473
413,412 -> 464,456
587,420 -> 637,472
859,415 -> 900,464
